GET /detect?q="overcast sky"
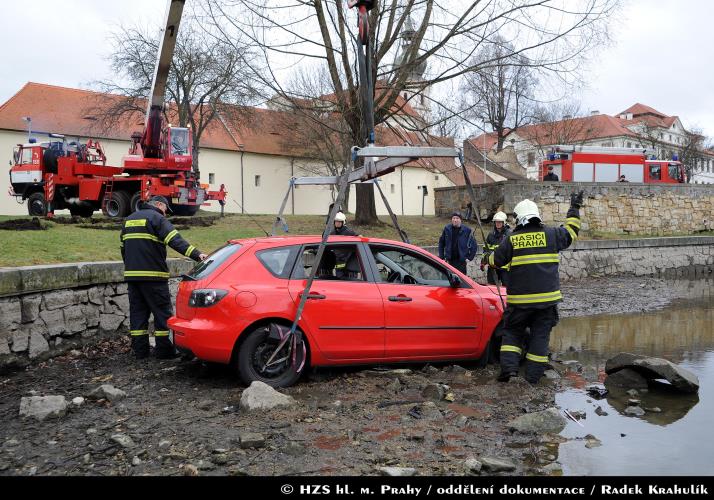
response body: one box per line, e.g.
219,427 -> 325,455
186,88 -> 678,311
1,0 -> 712,136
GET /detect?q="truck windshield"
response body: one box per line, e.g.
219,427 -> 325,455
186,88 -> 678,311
668,163 -> 682,181
170,128 -> 190,156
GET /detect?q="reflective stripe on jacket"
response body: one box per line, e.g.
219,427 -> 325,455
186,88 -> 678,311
485,225 -> 511,251
489,207 -> 580,308
120,205 -> 202,281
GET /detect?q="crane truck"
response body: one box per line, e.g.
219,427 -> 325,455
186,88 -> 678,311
8,0 -> 226,218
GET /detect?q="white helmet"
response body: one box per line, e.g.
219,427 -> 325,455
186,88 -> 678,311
513,199 -> 540,227
493,211 -> 508,223
334,212 -> 347,223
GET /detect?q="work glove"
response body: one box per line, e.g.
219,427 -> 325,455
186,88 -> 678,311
570,190 -> 585,209
479,262 -> 486,272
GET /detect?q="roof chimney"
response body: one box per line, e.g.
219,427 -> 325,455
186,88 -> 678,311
563,115 -> 572,120
590,110 -> 599,116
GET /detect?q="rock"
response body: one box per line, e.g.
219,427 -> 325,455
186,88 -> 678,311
631,357 -> 699,394
63,305 -> 88,334
11,330 -> 29,353
28,331 -> 49,359
0,299 -> 22,330
421,384 -> 444,401
21,296 -> 42,323
561,360 -> 582,373
285,441 -> 306,457
543,369 -> 561,380
386,378 -> 401,394
624,406 -> 645,417
605,352 -> 646,373
43,290 -> 78,311
72,397 -> 85,407
585,383 -> 608,398
99,313 -> 125,332
594,406 -> 609,416
88,288 -> 105,306
605,368 -> 649,390
422,364 -> 439,374
447,365 -> 468,374
239,433 -> 265,449
19,396 -> 68,421
158,440 -> 172,449
196,400 -> 215,411
211,454 -> 229,465
183,464 -> 199,476
420,402 -> 443,421
239,381 -> 296,411
582,365 -> 599,382
111,434 -> 135,449
132,457 -> 142,466
378,467 -> 417,477
627,399 -> 641,406
480,456 -> 516,472
508,408 -> 567,434
542,462 -> 563,474
645,407 -> 662,413
584,435 -> 602,448
0,339 -> 9,355
39,309 -> 65,338
626,389 -> 639,397
464,458 -> 482,474
89,385 -> 127,402
568,410 -> 586,420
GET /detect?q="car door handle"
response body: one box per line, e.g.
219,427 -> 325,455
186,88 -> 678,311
388,295 -> 412,302
300,292 -> 326,300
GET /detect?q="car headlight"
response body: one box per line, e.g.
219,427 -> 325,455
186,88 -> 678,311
189,289 -> 228,308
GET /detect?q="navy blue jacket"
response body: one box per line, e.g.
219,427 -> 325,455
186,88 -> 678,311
438,224 -> 477,262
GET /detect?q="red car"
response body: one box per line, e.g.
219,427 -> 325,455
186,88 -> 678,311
168,236 -> 505,387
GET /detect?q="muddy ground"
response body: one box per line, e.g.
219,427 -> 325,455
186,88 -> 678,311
0,276 -> 701,477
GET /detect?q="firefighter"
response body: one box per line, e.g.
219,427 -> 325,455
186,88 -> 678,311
483,191 -> 583,384
438,212 -> 477,275
330,212 -> 359,277
482,211 -> 511,286
543,166 -> 559,181
120,196 -> 206,359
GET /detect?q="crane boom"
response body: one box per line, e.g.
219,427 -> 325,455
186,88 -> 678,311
141,0 -> 186,159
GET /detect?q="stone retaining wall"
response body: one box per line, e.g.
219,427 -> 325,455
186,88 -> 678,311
424,236 -> 714,282
434,181 -> 714,235
0,259 -> 194,372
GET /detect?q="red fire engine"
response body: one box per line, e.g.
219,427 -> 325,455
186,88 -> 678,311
539,145 -> 686,184
8,0 -> 226,218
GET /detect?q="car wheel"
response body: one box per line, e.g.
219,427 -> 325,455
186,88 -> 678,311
236,325 -> 307,388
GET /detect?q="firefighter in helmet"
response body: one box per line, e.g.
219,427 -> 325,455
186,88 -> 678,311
483,191 -> 583,384
330,212 -> 360,278
120,196 -> 206,359
482,211 -> 511,286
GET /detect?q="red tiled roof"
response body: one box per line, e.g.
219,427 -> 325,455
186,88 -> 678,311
467,132 -> 503,152
618,103 -> 666,118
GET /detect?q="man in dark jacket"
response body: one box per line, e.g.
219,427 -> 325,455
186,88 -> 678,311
543,166 -> 559,181
330,212 -> 359,278
330,212 -> 358,236
484,191 -> 583,384
483,211 -> 511,286
438,212 -> 477,274
120,196 -> 206,359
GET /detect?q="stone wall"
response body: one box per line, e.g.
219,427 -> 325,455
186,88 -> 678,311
424,236 -> 714,282
0,259 -> 194,372
435,181 -> 714,235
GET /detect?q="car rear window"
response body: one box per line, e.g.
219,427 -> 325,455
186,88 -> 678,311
186,243 -> 242,280
257,246 -> 299,279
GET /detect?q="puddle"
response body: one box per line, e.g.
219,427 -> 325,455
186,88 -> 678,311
552,284 -> 714,475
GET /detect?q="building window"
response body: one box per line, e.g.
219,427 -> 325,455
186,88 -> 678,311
390,184 -> 395,194
209,173 -> 215,184
527,152 -> 535,165
255,175 -> 261,187
434,175 -> 439,181
626,142 -> 632,148
669,134 -> 672,142
420,94 -> 425,105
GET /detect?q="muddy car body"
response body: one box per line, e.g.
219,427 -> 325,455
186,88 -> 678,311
168,236 -> 505,387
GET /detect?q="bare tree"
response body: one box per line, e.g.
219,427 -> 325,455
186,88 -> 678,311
462,36 -> 536,152
528,102 -> 596,154
202,0 -> 619,223
679,128 -> 706,183
87,10 -> 258,176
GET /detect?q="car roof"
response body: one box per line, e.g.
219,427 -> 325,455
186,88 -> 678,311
227,235 -> 425,251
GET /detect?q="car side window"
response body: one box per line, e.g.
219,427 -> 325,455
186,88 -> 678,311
256,246 -> 298,279
294,244 -> 365,281
370,246 -> 450,287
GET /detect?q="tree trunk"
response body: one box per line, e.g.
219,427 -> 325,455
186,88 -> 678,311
355,183 -> 379,225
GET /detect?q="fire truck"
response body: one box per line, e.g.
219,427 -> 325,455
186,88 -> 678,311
8,0 -> 226,218
539,145 -> 686,184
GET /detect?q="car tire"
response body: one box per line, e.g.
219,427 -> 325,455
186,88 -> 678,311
236,325 -> 307,388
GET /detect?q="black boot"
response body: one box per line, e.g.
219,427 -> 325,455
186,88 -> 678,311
497,371 -> 517,382
153,337 -> 178,359
131,337 -> 150,360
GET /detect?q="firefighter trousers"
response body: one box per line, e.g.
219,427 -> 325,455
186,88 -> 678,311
127,281 -> 174,357
499,305 -> 559,383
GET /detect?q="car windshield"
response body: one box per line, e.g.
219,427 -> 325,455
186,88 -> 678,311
186,243 -> 241,280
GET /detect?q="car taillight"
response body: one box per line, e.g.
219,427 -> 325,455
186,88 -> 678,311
189,289 -> 228,308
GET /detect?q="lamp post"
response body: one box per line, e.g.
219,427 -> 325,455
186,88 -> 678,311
21,116 -> 32,142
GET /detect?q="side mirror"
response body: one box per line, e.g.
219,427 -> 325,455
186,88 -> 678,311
448,272 -> 461,288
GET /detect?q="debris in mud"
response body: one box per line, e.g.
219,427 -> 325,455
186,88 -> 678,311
378,466 -> 417,476
624,406 -> 646,417
0,217 -> 46,231
480,456 -> 516,473
464,458 -> 482,474
18,395 -> 67,421
585,383 -> 608,398
594,406 -> 609,416
239,381 -> 296,411
567,410 -> 586,420
508,408 -> 566,434
88,384 -> 126,402
239,433 -> 265,449
584,434 -> 602,449
605,353 -> 700,393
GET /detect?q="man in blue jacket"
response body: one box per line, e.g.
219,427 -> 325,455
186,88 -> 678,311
438,212 -> 477,274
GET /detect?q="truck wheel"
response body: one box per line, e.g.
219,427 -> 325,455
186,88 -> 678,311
169,204 -> 199,216
27,192 -> 47,216
236,326 -> 307,388
129,192 -> 144,213
70,205 -> 95,218
102,191 -> 130,218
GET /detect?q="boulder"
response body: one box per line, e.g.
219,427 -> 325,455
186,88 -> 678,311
239,381 -> 296,411
43,290 -> 77,311
99,314 -> 125,332
11,330 -> 29,353
39,309 -> 65,338
605,368 -> 649,390
421,384 -> 444,401
63,305 -> 87,334
20,295 -> 41,323
480,457 -> 516,473
631,357 -> 699,394
605,352 -> 647,374
19,396 -> 68,421
624,406 -> 645,417
239,432 -> 265,449
464,458 -> 482,474
508,408 -> 566,434
0,299 -> 22,331
28,331 -> 49,359
89,384 -> 127,402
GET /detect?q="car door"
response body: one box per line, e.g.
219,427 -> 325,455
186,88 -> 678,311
367,244 -> 483,359
287,243 -> 385,361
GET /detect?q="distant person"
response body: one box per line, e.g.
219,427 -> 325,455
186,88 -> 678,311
330,212 -> 359,278
543,166 -> 559,181
438,212 -> 477,275
618,175 -> 629,182
482,211 -> 511,286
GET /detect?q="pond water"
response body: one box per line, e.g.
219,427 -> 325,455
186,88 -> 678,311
552,280 -> 714,475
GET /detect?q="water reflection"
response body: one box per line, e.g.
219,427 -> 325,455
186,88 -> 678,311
551,280 -> 714,475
